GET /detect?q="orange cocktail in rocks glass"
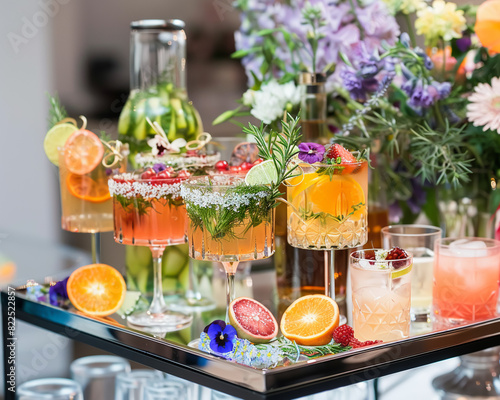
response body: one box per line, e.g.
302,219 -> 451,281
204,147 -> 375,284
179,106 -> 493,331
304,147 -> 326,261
109,165 -> 192,330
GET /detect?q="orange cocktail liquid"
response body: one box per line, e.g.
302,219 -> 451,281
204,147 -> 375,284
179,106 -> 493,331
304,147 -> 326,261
59,150 -> 126,233
111,177 -> 187,247
433,251 -> 500,322
287,161 -> 368,249
187,216 -> 273,268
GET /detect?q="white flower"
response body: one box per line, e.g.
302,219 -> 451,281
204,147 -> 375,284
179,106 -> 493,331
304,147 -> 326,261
242,89 -> 256,107
147,135 -> 186,155
250,90 -> 284,124
467,77 -> 500,133
249,80 -> 301,124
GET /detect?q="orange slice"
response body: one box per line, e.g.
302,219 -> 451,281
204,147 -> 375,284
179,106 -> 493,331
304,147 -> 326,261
309,175 -> 365,220
67,264 -> 126,317
66,174 -> 111,203
64,130 -> 104,175
280,294 -> 339,346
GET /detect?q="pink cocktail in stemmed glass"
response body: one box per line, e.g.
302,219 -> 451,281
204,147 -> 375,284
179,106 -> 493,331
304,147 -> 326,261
109,167 -> 192,330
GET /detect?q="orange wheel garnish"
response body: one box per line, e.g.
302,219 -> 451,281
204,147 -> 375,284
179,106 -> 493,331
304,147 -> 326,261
280,295 -> 339,346
64,130 -> 104,175
67,264 -> 126,317
66,174 -> 111,203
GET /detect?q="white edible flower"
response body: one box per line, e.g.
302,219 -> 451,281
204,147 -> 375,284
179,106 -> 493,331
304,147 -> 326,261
242,89 -> 256,107
250,90 -> 284,124
467,77 -> 500,134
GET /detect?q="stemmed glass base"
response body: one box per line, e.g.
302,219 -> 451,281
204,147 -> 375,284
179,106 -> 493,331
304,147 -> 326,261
127,246 -> 192,331
222,261 -> 238,323
325,250 -> 347,325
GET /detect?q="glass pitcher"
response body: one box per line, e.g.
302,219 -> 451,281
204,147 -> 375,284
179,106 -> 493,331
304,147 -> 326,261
118,19 -> 203,162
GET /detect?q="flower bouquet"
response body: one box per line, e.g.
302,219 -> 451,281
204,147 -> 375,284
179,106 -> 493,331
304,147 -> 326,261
219,0 -> 500,238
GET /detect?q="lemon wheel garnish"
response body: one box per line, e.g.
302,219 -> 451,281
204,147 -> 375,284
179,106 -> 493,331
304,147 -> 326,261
392,263 -> 413,279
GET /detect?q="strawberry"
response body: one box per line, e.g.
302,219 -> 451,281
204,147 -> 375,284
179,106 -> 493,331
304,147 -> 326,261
332,325 -> 355,346
326,144 -> 357,163
325,144 -> 358,175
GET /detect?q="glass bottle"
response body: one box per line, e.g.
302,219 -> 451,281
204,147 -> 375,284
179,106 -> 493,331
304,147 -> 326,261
432,348 -> 500,399
299,72 -> 328,144
118,19 -> 203,161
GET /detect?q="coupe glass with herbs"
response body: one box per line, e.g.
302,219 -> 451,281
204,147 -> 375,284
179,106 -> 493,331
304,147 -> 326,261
182,114 -> 301,318
109,168 -> 192,330
181,175 -> 275,315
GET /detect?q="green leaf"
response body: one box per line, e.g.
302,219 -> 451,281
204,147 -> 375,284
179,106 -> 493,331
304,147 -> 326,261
212,106 -> 242,126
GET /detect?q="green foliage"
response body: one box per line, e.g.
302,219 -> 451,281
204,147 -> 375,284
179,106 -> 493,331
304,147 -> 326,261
410,122 -> 473,188
47,93 -> 68,129
243,113 -> 302,201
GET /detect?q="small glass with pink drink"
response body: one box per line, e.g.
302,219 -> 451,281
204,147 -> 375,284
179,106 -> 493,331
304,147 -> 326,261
432,237 -> 500,327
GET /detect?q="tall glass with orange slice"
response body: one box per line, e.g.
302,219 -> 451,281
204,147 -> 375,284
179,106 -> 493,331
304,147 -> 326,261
58,128 -> 127,262
109,167 -> 192,330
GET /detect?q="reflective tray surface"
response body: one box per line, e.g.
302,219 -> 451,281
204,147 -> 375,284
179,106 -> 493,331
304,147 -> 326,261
3,265 -> 500,400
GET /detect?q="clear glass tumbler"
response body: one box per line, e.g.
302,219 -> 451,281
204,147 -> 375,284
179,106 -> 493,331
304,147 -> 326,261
70,355 -> 131,399
433,237 -> 500,327
350,249 -> 413,342
115,369 -> 163,400
16,378 -> 83,400
143,379 -> 188,400
381,224 -> 442,324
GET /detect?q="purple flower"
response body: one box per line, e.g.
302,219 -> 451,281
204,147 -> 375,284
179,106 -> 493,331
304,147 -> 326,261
152,163 -> 167,173
407,80 -> 433,108
49,277 -> 69,307
298,142 -> 325,164
456,35 -> 471,53
205,320 -> 237,353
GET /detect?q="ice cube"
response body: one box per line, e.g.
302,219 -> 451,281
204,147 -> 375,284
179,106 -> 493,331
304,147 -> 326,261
448,239 -> 488,258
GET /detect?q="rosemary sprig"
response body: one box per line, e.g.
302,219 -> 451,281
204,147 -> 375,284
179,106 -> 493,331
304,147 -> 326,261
410,122 -> 473,188
243,112 -> 302,200
47,93 -> 68,129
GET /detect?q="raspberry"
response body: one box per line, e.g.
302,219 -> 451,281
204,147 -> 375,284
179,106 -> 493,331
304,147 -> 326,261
350,338 -> 383,348
332,325 -> 354,346
386,246 -> 408,260
386,246 -> 409,269
325,144 -> 357,163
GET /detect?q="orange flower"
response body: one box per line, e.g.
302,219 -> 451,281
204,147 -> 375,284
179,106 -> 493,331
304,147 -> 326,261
475,0 -> 500,53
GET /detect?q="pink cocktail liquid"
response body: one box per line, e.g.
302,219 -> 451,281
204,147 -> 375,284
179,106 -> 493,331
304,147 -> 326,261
433,248 -> 500,323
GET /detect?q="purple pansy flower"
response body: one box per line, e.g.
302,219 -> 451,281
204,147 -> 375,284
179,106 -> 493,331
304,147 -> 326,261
205,320 -> 237,354
298,143 -> 325,164
152,163 -> 167,173
49,277 -> 69,307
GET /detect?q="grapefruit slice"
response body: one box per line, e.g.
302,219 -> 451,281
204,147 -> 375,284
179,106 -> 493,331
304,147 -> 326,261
280,295 -> 339,346
67,264 -> 126,317
228,297 -> 278,344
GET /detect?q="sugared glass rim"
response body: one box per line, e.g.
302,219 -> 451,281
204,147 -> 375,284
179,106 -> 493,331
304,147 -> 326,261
134,152 -> 221,168
381,224 -> 442,237
109,173 -> 187,199
436,237 -> 500,249
181,174 -> 248,189
350,248 -> 413,264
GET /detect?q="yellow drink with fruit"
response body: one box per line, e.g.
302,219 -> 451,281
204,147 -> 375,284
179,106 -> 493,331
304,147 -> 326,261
287,143 -> 368,250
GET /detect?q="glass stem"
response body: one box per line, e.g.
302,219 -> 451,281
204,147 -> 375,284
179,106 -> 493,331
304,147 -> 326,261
325,250 -> 336,299
91,232 -> 100,264
222,262 -> 238,323
149,246 -> 166,315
